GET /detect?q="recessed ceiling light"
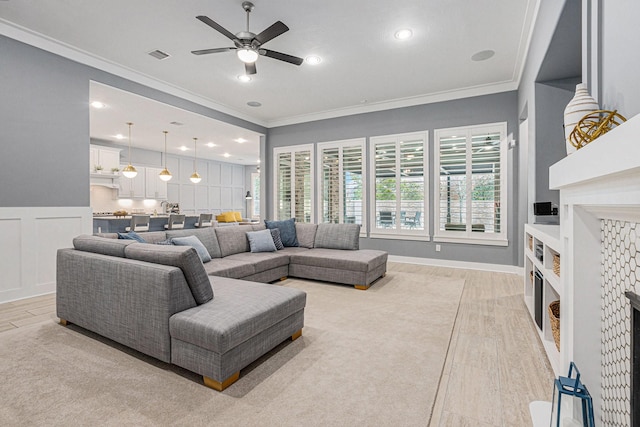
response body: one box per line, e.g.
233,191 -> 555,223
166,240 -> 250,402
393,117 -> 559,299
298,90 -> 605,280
305,55 -> 322,65
91,101 -> 105,109
115,134 -> 124,140
207,142 -> 216,148
237,75 -> 252,82
223,153 -> 231,158
257,159 -> 261,163
235,138 -> 247,143
179,146 -> 188,151
394,29 -> 413,40
247,101 -> 262,107
471,50 -> 495,61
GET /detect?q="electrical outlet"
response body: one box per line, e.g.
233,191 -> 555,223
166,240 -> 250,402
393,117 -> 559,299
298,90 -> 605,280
436,244 -> 441,252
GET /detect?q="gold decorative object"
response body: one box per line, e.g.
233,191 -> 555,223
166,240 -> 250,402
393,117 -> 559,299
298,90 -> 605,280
568,110 -> 627,150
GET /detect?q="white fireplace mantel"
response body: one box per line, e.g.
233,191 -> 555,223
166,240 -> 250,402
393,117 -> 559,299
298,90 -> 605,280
549,113 -> 640,425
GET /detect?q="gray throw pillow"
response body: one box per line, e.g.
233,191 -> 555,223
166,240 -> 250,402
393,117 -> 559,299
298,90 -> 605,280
171,235 -> 212,263
270,228 -> 284,250
117,231 -> 146,243
314,223 -> 361,250
264,218 -> 299,247
247,229 -> 277,253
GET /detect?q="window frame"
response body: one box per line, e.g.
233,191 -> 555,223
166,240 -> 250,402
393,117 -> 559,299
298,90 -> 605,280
272,144 -> 315,222
250,171 -> 260,220
316,138 -> 367,233
433,122 -> 508,246
368,131 -> 429,241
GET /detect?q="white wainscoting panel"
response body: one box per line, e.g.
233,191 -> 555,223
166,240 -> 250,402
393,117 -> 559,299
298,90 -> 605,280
0,207 -> 92,304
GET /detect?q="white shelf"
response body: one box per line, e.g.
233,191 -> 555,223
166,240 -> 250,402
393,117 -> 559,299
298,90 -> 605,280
524,224 -> 561,376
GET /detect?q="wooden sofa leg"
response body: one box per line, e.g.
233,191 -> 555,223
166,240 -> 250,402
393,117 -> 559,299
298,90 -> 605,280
280,276 -> 288,281
354,284 -> 370,290
59,318 -> 69,326
203,371 -> 240,391
291,329 -> 302,341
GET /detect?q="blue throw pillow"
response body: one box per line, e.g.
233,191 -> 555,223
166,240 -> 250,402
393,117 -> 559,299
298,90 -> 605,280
246,229 -> 277,253
264,218 -> 299,247
171,235 -> 211,263
270,228 -> 284,250
117,231 -> 146,243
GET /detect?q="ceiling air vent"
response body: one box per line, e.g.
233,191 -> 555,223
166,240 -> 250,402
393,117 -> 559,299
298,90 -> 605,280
148,49 -> 170,60
169,121 -> 184,126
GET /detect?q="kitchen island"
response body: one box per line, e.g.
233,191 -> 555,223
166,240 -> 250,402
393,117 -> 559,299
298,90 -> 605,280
93,215 -> 201,233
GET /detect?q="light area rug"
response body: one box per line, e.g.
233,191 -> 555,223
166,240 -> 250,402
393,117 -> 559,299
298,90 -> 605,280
0,272 -> 463,427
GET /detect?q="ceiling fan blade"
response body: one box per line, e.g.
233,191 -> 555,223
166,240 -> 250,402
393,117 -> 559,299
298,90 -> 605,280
245,62 -> 257,75
196,15 -> 238,41
254,21 -> 289,45
261,49 -> 304,66
191,47 -> 236,55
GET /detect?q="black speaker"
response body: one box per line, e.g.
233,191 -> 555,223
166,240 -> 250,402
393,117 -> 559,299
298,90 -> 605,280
534,202 -> 557,216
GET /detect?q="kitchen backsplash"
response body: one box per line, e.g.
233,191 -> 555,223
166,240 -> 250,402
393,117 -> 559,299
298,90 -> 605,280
90,185 -> 161,214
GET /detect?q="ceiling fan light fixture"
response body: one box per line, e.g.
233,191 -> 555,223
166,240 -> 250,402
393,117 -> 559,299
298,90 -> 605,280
237,48 -> 258,63
237,74 -> 252,82
394,29 -> 413,40
305,55 -> 322,65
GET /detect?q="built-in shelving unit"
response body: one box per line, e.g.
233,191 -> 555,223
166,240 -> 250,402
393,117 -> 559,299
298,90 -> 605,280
524,223 -> 561,376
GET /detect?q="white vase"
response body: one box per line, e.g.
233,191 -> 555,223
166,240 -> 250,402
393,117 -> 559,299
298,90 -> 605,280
563,83 -> 599,154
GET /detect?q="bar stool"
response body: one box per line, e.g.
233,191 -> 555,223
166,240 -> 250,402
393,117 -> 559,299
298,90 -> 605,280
164,214 -> 186,230
126,215 -> 150,232
195,213 -> 213,228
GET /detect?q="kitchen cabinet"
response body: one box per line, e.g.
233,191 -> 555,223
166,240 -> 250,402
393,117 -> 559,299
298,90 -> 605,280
118,164 -> 145,198
90,145 -> 121,173
145,167 -> 168,200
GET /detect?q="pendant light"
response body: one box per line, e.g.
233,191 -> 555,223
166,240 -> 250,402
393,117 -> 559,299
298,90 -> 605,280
122,122 -> 138,178
190,137 -> 202,183
159,130 -> 172,182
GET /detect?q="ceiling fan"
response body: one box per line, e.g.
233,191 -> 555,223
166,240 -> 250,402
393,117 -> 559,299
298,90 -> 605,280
191,1 -> 304,75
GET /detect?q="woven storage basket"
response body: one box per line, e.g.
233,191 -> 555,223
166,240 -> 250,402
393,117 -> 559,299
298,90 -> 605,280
548,300 -> 560,351
552,253 -> 560,276
528,236 -> 533,251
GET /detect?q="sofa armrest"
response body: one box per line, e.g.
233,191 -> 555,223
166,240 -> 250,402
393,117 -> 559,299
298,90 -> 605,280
56,248 -> 198,362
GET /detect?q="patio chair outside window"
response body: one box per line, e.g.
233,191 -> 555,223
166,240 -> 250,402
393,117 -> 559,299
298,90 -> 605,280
379,211 -> 394,228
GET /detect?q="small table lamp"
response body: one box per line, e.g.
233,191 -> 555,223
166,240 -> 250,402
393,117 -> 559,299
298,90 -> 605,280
550,362 -> 595,427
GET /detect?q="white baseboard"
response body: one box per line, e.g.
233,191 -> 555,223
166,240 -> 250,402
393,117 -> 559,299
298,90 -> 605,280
0,207 -> 93,304
389,255 -> 524,275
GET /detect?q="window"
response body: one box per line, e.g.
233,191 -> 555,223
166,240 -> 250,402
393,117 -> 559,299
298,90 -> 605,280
369,132 -> 428,239
273,145 -> 314,222
251,172 -> 260,219
317,139 -> 366,227
434,122 -> 508,245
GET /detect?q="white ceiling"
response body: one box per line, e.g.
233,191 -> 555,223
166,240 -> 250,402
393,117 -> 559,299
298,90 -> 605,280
0,0 -> 537,152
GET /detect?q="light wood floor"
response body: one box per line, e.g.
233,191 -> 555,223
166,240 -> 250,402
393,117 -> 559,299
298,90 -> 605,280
0,262 -> 553,426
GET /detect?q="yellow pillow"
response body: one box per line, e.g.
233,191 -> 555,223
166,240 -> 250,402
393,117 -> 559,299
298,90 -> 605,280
233,211 -> 243,221
216,212 -> 237,222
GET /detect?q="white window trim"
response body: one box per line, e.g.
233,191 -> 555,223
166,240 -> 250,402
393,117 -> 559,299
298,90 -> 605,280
369,131 -> 429,240
316,138 -> 367,234
433,122 -> 508,246
250,172 -> 260,220
272,144 -> 315,222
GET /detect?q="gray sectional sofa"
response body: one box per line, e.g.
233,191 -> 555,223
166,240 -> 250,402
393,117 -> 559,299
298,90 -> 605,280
56,222 -> 387,391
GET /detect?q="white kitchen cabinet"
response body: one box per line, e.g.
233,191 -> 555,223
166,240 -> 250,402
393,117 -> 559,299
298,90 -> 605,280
145,167 -> 168,200
90,145 -> 121,173
118,164 -> 145,198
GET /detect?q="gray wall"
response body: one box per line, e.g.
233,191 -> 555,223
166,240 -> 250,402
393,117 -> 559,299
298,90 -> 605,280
267,91 -> 520,266
0,35 -> 266,208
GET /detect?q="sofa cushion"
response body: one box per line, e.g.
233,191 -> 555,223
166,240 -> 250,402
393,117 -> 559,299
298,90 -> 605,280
202,258 -> 255,279
117,231 -> 146,243
246,229 -> 277,253
124,243 -> 213,304
270,228 -> 284,250
215,226 -> 250,257
314,223 -> 361,250
225,252 -> 290,272
295,223 -> 318,249
166,228 -> 221,259
169,277 -> 306,354
73,235 -> 135,258
136,231 -> 169,244
264,218 -> 299,247
289,248 -> 387,272
171,235 -> 212,263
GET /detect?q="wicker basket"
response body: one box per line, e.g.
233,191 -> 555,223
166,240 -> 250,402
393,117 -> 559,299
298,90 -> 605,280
548,300 -> 560,351
528,235 -> 533,251
552,253 -> 560,276
529,270 -> 533,284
